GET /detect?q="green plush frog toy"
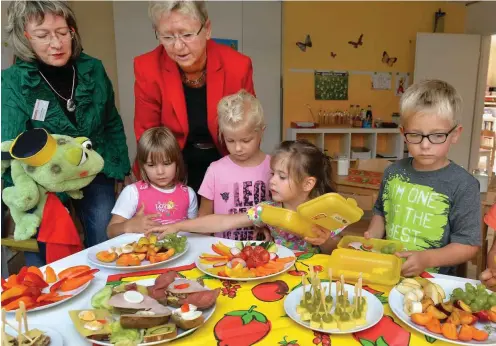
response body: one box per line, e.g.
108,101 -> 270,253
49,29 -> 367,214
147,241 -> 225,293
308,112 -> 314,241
1,128 -> 104,261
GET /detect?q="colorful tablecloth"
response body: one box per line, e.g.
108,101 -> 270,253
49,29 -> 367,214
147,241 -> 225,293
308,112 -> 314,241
104,253 -> 451,346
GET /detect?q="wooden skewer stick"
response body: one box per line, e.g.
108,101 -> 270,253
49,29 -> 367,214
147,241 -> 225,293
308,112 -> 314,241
15,304 -> 33,345
340,274 -> 345,296
2,309 -> 7,346
302,275 -> 307,304
328,268 -> 332,299
320,282 -> 327,314
20,302 -> 28,334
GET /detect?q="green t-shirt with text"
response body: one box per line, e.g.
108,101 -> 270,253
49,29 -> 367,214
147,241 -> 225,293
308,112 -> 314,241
374,158 -> 481,275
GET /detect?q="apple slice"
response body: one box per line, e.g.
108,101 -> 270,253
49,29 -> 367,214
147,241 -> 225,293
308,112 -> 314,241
433,283 -> 446,300
396,282 -> 422,295
438,302 -> 454,315
424,283 -> 441,305
454,300 -> 472,313
421,297 -> 435,312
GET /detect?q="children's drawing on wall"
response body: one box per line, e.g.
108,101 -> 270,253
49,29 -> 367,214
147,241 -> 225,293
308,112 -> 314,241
395,72 -> 410,96
372,72 -> 392,90
296,34 -> 312,52
314,71 -> 348,100
382,51 -> 397,67
348,33 -> 363,48
212,38 -> 238,51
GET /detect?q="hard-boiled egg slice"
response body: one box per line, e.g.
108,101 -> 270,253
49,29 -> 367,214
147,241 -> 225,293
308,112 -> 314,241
84,321 -> 104,331
123,290 -> 144,304
78,310 -> 96,322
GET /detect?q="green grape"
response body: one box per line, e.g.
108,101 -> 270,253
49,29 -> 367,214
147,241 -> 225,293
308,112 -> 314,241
458,292 -> 466,301
465,283 -> 476,293
453,288 -> 463,296
463,297 -> 472,305
340,312 -> 350,321
477,284 -> 487,292
475,296 -> 486,306
471,302 -> 482,312
305,292 -> 312,301
488,295 -> 496,306
322,314 -> 333,323
466,292 -> 475,303
485,302 -> 492,311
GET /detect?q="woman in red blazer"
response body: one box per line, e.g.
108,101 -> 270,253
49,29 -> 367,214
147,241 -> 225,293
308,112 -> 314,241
134,1 -> 255,193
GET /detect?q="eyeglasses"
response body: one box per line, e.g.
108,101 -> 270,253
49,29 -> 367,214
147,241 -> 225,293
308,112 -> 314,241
27,28 -> 74,46
155,24 -> 203,46
403,125 -> 458,144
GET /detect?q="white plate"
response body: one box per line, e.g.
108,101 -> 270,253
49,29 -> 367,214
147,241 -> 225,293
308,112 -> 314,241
389,278 -> 496,345
4,323 -> 64,346
87,234 -> 189,270
195,240 -> 296,281
87,278 -> 216,346
284,282 -> 384,334
5,280 -> 92,314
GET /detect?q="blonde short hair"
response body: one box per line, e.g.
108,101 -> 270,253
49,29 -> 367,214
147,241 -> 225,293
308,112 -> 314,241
217,89 -> 265,142
400,79 -> 462,126
137,127 -> 186,185
148,1 -> 208,28
5,0 -> 83,62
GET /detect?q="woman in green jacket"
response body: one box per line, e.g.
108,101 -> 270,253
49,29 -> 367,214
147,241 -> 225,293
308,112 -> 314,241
2,1 -> 131,265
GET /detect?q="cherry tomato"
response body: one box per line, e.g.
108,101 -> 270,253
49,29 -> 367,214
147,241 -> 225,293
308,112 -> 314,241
242,246 -> 253,258
253,246 -> 265,254
246,257 -> 256,269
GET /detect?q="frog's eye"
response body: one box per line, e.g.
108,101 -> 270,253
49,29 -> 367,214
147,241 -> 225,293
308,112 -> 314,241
79,151 -> 88,166
82,140 -> 93,151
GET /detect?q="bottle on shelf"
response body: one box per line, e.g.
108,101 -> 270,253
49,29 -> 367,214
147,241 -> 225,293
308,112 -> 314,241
360,108 -> 366,128
365,105 -> 373,128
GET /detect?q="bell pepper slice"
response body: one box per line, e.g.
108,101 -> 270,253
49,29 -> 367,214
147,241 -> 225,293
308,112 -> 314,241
17,266 -> 29,283
58,265 -> 90,279
66,268 -> 99,280
60,274 -> 94,292
4,274 -> 20,289
40,294 -> 72,303
27,266 -> 44,279
1,285 -> 28,303
23,272 -> 48,288
212,244 -> 232,258
45,266 -> 57,283
50,278 -> 67,293
3,296 -> 35,311
36,292 -> 57,303
174,283 -> 190,290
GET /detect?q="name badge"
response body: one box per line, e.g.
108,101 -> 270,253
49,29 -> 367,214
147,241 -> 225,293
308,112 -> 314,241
32,99 -> 49,121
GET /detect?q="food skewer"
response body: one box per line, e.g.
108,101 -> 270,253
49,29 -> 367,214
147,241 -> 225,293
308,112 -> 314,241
20,302 -> 28,333
302,274 -> 307,305
320,283 -> 328,313
328,268 -> 332,301
340,274 -> 345,296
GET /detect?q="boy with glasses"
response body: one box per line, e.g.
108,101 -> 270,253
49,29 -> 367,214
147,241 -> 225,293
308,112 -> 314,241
364,79 -> 481,277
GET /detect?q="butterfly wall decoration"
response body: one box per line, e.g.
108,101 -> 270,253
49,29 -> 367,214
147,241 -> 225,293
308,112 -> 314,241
296,34 -> 312,52
220,192 -> 229,202
382,51 -> 397,67
330,52 -> 337,58
348,34 -> 363,48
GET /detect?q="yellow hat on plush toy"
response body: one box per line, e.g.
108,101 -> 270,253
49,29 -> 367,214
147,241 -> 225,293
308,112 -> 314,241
9,128 -> 57,166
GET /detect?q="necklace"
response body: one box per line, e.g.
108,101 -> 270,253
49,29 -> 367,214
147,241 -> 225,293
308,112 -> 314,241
181,70 -> 206,88
39,65 -> 76,112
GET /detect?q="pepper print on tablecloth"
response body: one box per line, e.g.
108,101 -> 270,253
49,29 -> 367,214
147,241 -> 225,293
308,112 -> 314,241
353,315 -> 412,346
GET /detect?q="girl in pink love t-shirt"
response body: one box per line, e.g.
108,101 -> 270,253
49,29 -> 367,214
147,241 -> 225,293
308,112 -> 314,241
198,90 -> 271,241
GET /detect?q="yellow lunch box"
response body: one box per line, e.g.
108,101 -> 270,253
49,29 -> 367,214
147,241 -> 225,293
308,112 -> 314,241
328,248 -> 402,286
338,235 -> 404,254
259,193 -> 364,238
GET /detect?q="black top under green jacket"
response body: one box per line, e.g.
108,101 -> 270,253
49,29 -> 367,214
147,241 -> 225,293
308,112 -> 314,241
1,53 -> 131,188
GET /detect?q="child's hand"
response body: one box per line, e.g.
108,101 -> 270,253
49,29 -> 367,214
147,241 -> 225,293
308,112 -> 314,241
129,204 -> 161,233
304,225 -> 331,246
396,250 -> 429,277
145,224 -> 180,240
252,227 -> 272,241
364,231 -> 373,239
480,269 -> 496,291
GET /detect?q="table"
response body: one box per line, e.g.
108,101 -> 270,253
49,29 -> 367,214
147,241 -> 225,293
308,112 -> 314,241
4,233 -> 482,346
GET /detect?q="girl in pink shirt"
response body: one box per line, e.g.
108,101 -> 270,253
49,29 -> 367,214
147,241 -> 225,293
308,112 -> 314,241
148,140 -> 343,253
107,127 -> 198,238
198,90 -> 271,241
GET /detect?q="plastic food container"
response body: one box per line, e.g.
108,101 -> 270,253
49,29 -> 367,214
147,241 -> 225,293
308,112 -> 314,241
259,193 -> 364,238
337,235 -> 404,254
328,248 -> 402,286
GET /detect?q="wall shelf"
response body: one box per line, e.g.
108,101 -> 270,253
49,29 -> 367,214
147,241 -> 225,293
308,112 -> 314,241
287,127 -> 405,160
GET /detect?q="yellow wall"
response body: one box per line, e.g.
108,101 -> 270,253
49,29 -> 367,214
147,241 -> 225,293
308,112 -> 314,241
69,1 -> 119,108
283,1 -> 466,133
